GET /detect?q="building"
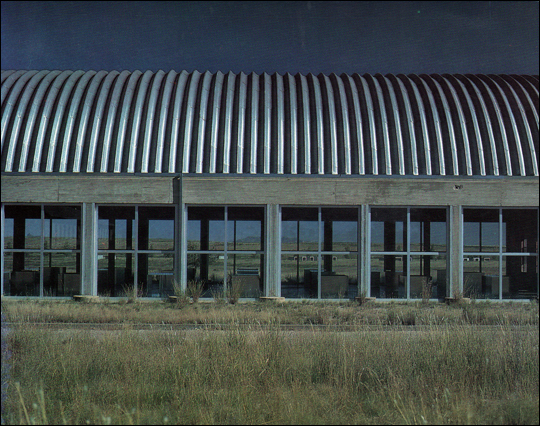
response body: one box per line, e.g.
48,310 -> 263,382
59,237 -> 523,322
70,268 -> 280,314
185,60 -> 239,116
1,70 -> 538,300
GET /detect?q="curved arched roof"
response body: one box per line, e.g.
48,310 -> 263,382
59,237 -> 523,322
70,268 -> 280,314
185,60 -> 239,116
1,70 -> 538,176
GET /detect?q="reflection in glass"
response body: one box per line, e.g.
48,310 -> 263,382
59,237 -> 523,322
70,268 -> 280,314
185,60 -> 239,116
463,256 -> 500,299
503,255 -> 538,299
227,254 -> 263,297
370,208 -> 406,252
408,255 -> 446,299
370,255 -> 405,298
4,205 -> 41,249
187,207 -> 225,251
98,207 -> 135,250
3,218 -> 14,249
321,254 -> 357,299
227,207 -> 264,251
44,206 -> 81,250
502,209 -> 538,254
5,252 -> 40,296
322,208 -> 358,252
139,253 -> 174,297
188,254 -> 225,297
187,219 -> 201,251
281,208 -> 319,252
97,253 -> 134,297
410,208 -> 446,252
42,253 -> 80,296
281,255 -> 319,298
138,206 -> 175,251
463,209 -> 499,252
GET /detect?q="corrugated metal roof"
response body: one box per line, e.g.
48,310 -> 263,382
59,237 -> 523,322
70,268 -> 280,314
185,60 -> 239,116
1,70 -> 538,176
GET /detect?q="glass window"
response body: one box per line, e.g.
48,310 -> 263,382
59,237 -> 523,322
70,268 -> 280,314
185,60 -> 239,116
44,206 -> 81,250
97,253 -> 134,297
462,208 -> 538,299
281,254 -> 319,298
370,208 -> 406,252
186,206 -> 265,298
503,255 -> 538,299
43,253 -> 80,297
3,204 -> 81,297
370,207 -> 448,299
321,208 -> 358,252
187,207 -> 225,251
4,205 -> 41,249
410,208 -> 446,252
3,218 -> 14,249
98,206 -> 135,250
281,207 -> 359,299
409,255 -> 446,299
139,253 -> 174,298
138,207 -> 175,251
281,208 -> 319,252
370,254 -> 405,298
227,254 -> 263,298
227,207 -> 264,251
463,209 -> 499,253
502,209 -> 537,254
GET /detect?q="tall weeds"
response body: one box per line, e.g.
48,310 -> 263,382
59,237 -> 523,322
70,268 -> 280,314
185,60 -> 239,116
2,321 -> 538,424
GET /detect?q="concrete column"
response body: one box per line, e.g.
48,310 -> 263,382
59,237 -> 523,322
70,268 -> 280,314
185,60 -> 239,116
359,205 -> 370,297
449,205 -> 463,297
174,176 -> 187,293
265,204 -> 280,296
81,202 -> 97,295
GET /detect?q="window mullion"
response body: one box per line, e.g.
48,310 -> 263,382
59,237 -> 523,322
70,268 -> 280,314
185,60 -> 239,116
317,207 -> 322,299
499,208 -> 503,300
134,206 -> 139,295
40,205 -> 44,297
406,207 -> 411,300
224,206 -> 228,295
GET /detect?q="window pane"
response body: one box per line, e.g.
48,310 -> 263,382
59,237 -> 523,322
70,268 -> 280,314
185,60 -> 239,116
370,208 -> 406,252
409,255 -> 446,299
188,253 -> 225,296
227,254 -> 263,297
281,208 -> 318,251
370,254 -> 405,298
139,253 -> 174,298
227,207 -> 264,251
44,253 -> 80,297
3,253 -> 13,295
98,206 -> 135,250
139,207 -> 175,251
281,254 -> 318,298
321,208 -> 358,252
463,256 -> 500,299
187,207 -> 224,251
410,208 -> 446,252
4,205 -> 41,249
321,254 -> 356,299
502,209 -> 538,254
463,209 -> 499,252
44,206 -> 81,250
3,218 -> 14,249
503,255 -> 538,299
5,252 -> 40,296
97,253 -> 134,297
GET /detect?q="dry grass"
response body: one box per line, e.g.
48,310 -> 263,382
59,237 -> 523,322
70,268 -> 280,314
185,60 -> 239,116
2,298 -> 539,327
2,299 -> 539,424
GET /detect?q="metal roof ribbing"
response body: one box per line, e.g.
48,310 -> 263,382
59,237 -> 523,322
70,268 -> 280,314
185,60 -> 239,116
1,70 -> 538,176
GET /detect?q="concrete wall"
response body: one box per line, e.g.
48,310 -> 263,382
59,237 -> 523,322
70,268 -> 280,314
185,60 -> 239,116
2,174 -> 538,207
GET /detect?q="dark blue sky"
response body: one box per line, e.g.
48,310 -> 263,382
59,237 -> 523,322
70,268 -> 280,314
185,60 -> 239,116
1,1 -> 539,75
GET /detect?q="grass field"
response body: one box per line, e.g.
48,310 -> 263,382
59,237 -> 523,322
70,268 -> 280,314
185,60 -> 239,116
2,299 -> 539,425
